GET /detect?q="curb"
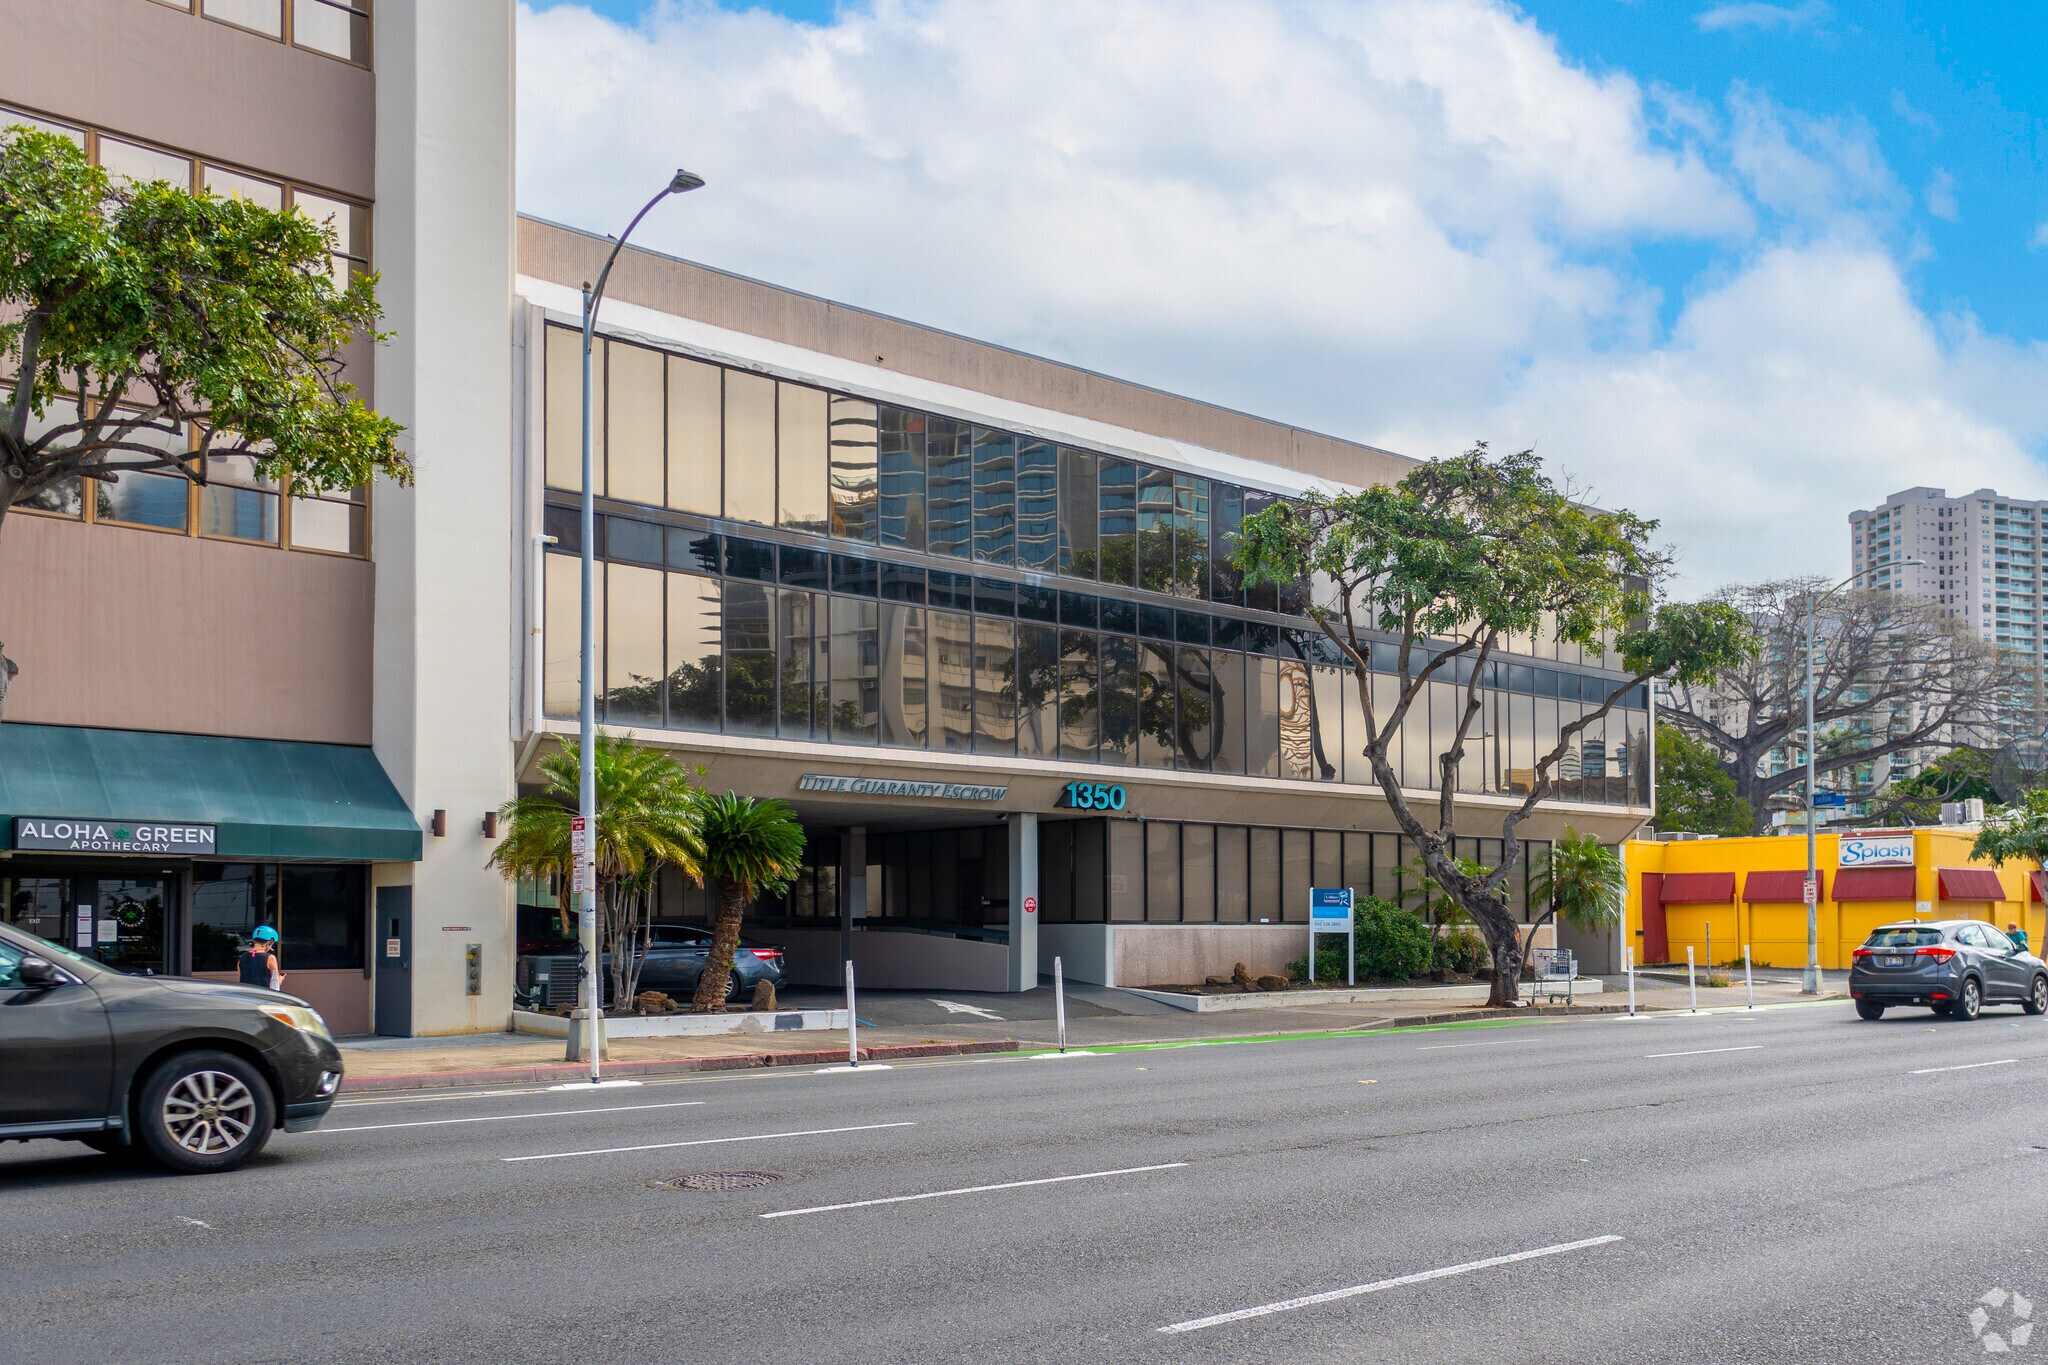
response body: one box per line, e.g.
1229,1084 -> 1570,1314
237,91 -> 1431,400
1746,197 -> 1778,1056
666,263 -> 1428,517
337,1039 -> 1020,1093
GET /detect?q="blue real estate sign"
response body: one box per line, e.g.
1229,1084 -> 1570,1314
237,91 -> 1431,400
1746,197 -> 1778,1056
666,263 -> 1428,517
1309,887 -> 1353,926
1308,887 -> 1355,985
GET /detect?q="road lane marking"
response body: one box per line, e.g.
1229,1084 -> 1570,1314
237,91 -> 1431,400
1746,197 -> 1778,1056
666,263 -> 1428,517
321,1100 -> 706,1133
1911,1059 -> 2018,1075
1645,1045 -> 1763,1059
502,1121 -> 914,1163
1416,1039 -> 1532,1051
759,1162 -> 1188,1219
1157,1235 -> 1626,1334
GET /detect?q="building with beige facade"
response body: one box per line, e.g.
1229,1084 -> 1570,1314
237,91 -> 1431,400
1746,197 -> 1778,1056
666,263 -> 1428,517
1,0 -> 1650,1033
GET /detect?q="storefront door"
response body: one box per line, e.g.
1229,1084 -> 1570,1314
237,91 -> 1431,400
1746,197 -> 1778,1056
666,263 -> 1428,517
1,869 -> 176,975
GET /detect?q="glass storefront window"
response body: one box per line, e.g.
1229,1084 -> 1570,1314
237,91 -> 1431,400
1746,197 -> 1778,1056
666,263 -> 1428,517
604,563 -> 664,727
925,417 -> 971,558
1145,822 -> 1179,922
1056,447 -> 1097,577
877,406 -> 926,552
606,340 -> 665,507
971,427 -> 1016,566
667,571 -> 723,731
828,396 -> 879,542
778,383 -> 829,532
723,370 -> 775,526
668,356 -> 722,517
1216,826 -> 1248,922
280,864 -> 367,970
197,452 -> 280,543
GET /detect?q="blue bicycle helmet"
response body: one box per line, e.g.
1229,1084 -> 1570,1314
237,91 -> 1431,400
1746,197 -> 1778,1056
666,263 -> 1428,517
252,925 -> 279,942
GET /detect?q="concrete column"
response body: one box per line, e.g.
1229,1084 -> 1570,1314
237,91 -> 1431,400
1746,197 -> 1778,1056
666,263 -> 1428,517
370,3 -> 518,1034
1008,813 -> 1038,992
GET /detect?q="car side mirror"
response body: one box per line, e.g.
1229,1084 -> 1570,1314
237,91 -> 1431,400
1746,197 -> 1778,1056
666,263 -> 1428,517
17,956 -> 66,989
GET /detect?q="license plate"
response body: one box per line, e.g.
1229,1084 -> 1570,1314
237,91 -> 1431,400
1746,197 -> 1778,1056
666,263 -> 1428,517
1883,956 -> 1905,967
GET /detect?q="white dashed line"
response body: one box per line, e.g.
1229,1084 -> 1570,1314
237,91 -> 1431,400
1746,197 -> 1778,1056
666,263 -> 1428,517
760,1162 -> 1187,1219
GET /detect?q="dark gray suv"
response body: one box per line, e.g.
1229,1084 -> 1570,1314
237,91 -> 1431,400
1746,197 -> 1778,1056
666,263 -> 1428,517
0,921 -> 343,1173
1849,920 -> 2048,1021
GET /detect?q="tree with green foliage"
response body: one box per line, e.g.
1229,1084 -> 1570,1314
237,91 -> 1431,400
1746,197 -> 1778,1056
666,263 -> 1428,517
1652,722 -> 1753,836
1859,746 -> 1997,828
1526,827 -> 1626,970
1236,445 -> 1755,1006
490,735 -> 703,1009
0,126 -> 406,713
689,793 -> 806,1013
1971,787 -> 2048,871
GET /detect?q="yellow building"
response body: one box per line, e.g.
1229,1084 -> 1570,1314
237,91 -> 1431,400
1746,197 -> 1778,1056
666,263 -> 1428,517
1625,829 -> 2043,971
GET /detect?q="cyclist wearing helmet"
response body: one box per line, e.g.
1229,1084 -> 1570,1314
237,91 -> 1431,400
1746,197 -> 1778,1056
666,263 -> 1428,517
239,924 -> 284,991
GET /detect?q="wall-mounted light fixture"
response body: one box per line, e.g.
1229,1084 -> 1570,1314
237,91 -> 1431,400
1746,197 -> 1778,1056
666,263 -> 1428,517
430,809 -> 448,838
482,811 -> 500,839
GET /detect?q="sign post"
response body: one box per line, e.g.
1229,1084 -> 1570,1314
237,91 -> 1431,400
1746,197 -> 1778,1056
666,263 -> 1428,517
1308,888 -> 1356,986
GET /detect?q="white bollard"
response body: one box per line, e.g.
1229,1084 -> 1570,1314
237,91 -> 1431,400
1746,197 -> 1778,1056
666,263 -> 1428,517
1055,955 -> 1068,1054
845,958 -> 859,1067
1687,945 -> 1699,1013
1744,943 -> 1755,1010
1625,944 -> 1637,1017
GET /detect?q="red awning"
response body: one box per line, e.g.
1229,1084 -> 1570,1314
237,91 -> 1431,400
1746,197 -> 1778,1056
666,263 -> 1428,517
1657,872 -> 1736,904
1938,868 -> 2008,902
1745,870 -> 1822,903
1834,867 -> 1917,902
2032,872 -> 2044,905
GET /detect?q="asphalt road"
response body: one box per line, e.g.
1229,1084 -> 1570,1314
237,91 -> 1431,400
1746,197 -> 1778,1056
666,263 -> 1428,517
7,999 -> 2048,1363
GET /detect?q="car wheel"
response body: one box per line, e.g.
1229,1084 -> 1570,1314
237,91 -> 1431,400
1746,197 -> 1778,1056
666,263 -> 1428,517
135,1050 -> 275,1174
723,971 -> 742,1004
1954,977 -> 1983,1022
1855,1000 -> 1885,1020
2027,976 -> 2048,1017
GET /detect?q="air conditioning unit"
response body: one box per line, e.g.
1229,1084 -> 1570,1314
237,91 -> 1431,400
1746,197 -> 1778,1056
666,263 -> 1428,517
515,954 -> 587,1011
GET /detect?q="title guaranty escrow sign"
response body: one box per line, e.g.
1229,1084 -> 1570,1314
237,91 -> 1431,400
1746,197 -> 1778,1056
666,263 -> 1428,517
13,818 -> 218,855
797,774 -> 1008,802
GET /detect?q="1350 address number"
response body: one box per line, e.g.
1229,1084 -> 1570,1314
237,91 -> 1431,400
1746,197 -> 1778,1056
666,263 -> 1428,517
1055,781 -> 1127,811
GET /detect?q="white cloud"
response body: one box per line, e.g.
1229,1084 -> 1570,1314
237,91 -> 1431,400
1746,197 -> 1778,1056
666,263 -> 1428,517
1695,1 -> 1832,34
516,0 -> 2048,592
1925,168 -> 1959,221
2031,221 -> 2048,251
1889,88 -> 1939,136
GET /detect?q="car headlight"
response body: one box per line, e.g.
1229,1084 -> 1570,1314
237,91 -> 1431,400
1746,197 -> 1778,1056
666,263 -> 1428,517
263,1005 -> 333,1041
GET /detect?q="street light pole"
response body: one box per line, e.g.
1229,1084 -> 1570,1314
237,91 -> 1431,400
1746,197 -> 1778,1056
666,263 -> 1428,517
576,170 -> 705,1079
1801,558 -> 1924,994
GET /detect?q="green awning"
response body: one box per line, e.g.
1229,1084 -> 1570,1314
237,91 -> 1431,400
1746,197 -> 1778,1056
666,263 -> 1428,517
0,724 -> 422,862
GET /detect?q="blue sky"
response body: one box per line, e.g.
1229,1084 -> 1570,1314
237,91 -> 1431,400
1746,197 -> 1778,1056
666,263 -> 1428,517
517,1 -> 2048,589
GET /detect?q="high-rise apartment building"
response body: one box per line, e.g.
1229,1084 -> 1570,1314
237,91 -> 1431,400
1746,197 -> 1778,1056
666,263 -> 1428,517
1850,486 -> 2046,651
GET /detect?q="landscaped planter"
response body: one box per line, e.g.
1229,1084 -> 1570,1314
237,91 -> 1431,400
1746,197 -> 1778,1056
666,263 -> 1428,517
511,1007 -> 849,1038
1124,980 -> 1604,1012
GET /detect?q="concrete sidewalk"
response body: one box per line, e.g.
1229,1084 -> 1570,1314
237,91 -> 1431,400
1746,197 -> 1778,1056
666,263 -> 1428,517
334,976 -> 1837,1092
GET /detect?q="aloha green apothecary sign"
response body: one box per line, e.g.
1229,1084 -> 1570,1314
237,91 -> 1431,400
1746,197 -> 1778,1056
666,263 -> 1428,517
13,817 -> 218,855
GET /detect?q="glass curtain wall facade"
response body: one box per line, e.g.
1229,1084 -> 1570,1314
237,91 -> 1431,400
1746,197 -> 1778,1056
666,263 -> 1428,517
538,324 -> 1652,803
673,820 -> 1555,937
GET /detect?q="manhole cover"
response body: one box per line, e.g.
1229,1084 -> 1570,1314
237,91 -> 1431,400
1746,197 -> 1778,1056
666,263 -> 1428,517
649,1172 -> 782,1192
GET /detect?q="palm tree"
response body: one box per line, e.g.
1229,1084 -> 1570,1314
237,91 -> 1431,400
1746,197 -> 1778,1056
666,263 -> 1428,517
1526,827 -> 1625,976
689,793 -> 806,1013
491,734 -> 703,1010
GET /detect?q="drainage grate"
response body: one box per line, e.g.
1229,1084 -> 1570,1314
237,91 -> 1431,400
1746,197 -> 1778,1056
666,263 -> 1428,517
650,1172 -> 783,1192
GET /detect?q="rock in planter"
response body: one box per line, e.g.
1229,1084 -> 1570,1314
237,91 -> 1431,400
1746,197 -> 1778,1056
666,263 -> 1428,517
1231,962 -> 1255,988
1204,975 -> 1231,987
634,990 -> 679,1014
750,980 -> 778,1012
1255,973 -> 1289,992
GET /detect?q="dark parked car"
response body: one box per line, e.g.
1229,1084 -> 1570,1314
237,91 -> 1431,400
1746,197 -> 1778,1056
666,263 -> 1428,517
621,925 -> 785,1004
0,921 -> 343,1173
1849,919 -> 2048,1021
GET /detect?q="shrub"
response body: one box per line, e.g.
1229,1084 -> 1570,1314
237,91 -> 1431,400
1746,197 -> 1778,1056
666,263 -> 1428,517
1442,927 -> 1488,975
1287,947 -> 1350,983
1355,896 -> 1434,981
